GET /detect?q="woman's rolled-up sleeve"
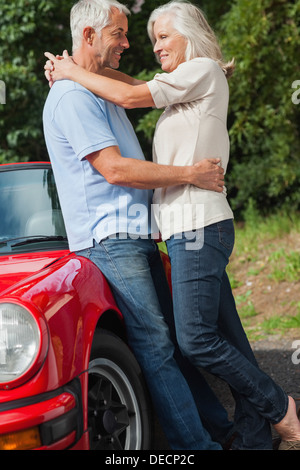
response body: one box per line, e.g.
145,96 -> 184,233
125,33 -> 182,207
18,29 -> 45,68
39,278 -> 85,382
146,58 -> 219,109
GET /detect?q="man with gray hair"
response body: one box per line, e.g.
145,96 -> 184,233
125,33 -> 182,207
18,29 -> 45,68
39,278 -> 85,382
43,0 -> 230,450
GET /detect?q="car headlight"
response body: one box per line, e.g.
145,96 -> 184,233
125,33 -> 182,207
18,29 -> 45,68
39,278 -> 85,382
0,302 -> 47,388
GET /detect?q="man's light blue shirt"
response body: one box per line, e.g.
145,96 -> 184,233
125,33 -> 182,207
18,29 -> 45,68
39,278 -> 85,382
43,80 -> 153,251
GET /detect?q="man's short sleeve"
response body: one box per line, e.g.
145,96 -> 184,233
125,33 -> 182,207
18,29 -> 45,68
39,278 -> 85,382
54,87 -> 117,160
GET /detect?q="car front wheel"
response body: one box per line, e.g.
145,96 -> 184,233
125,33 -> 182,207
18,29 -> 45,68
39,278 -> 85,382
88,329 -> 152,450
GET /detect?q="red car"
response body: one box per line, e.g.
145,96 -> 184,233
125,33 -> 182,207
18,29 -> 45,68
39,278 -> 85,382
0,161 -> 170,451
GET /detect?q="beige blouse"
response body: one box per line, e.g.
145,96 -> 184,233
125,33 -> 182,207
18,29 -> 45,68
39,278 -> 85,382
147,57 -> 234,241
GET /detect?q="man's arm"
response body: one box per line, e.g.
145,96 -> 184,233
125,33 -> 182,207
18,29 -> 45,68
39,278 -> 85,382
87,146 -> 224,192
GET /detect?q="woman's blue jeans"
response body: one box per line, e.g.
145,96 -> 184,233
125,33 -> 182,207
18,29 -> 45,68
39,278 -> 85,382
166,219 -> 289,450
77,236 -> 233,450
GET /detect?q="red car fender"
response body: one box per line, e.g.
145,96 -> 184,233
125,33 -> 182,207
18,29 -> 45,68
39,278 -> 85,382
0,253 -> 123,401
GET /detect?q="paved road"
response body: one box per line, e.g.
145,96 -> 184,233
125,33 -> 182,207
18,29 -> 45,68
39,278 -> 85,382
209,336 -> 300,420
153,336 -> 300,449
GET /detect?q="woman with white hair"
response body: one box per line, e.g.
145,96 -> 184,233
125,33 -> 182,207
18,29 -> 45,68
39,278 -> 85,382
45,0 -> 300,450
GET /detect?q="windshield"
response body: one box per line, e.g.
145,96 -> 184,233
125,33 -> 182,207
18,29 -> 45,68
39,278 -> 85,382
0,166 -> 68,254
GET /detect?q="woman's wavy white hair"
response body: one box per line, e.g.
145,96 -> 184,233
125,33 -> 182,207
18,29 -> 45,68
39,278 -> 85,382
147,0 -> 235,78
71,0 -> 130,52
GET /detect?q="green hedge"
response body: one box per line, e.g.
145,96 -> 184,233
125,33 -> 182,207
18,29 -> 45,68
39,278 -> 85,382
0,0 -> 299,216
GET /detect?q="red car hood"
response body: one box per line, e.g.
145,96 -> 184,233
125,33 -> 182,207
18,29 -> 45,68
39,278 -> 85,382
0,250 -> 69,296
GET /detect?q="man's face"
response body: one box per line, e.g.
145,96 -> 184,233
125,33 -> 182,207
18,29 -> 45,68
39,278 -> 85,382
93,8 -> 129,69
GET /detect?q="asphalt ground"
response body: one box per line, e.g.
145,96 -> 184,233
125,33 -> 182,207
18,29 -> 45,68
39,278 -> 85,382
153,336 -> 300,450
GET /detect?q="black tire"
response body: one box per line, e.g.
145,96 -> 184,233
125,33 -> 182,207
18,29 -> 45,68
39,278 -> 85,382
88,329 -> 153,450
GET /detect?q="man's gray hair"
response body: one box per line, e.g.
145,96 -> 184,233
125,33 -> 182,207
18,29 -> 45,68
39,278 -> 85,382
71,0 -> 130,52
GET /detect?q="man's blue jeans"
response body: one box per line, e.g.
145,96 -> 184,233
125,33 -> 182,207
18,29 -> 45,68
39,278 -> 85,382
166,219 -> 289,450
77,236 -> 233,450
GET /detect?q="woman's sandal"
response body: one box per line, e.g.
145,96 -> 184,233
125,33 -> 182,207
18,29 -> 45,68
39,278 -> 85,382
278,399 -> 300,450
278,440 -> 300,450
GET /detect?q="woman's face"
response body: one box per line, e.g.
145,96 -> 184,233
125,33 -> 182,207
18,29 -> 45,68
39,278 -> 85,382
153,14 -> 187,73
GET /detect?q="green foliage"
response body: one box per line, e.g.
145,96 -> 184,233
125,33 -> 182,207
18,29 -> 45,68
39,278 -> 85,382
261,311 -> 300,333
226,209 -> 300,340
233,200 -> 300,258
220,0 -> 300,214
0,0 -> 73,163
0,0 -> 299,216
125,1 -> 166,76
268,249 -> 300,282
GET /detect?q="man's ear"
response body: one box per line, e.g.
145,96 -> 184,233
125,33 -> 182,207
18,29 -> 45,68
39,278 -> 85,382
83,26 -> 96,45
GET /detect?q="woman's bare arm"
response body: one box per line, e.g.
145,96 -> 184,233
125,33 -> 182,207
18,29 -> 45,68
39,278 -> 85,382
101,67 -> 144,86
44,50 -> 154,109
